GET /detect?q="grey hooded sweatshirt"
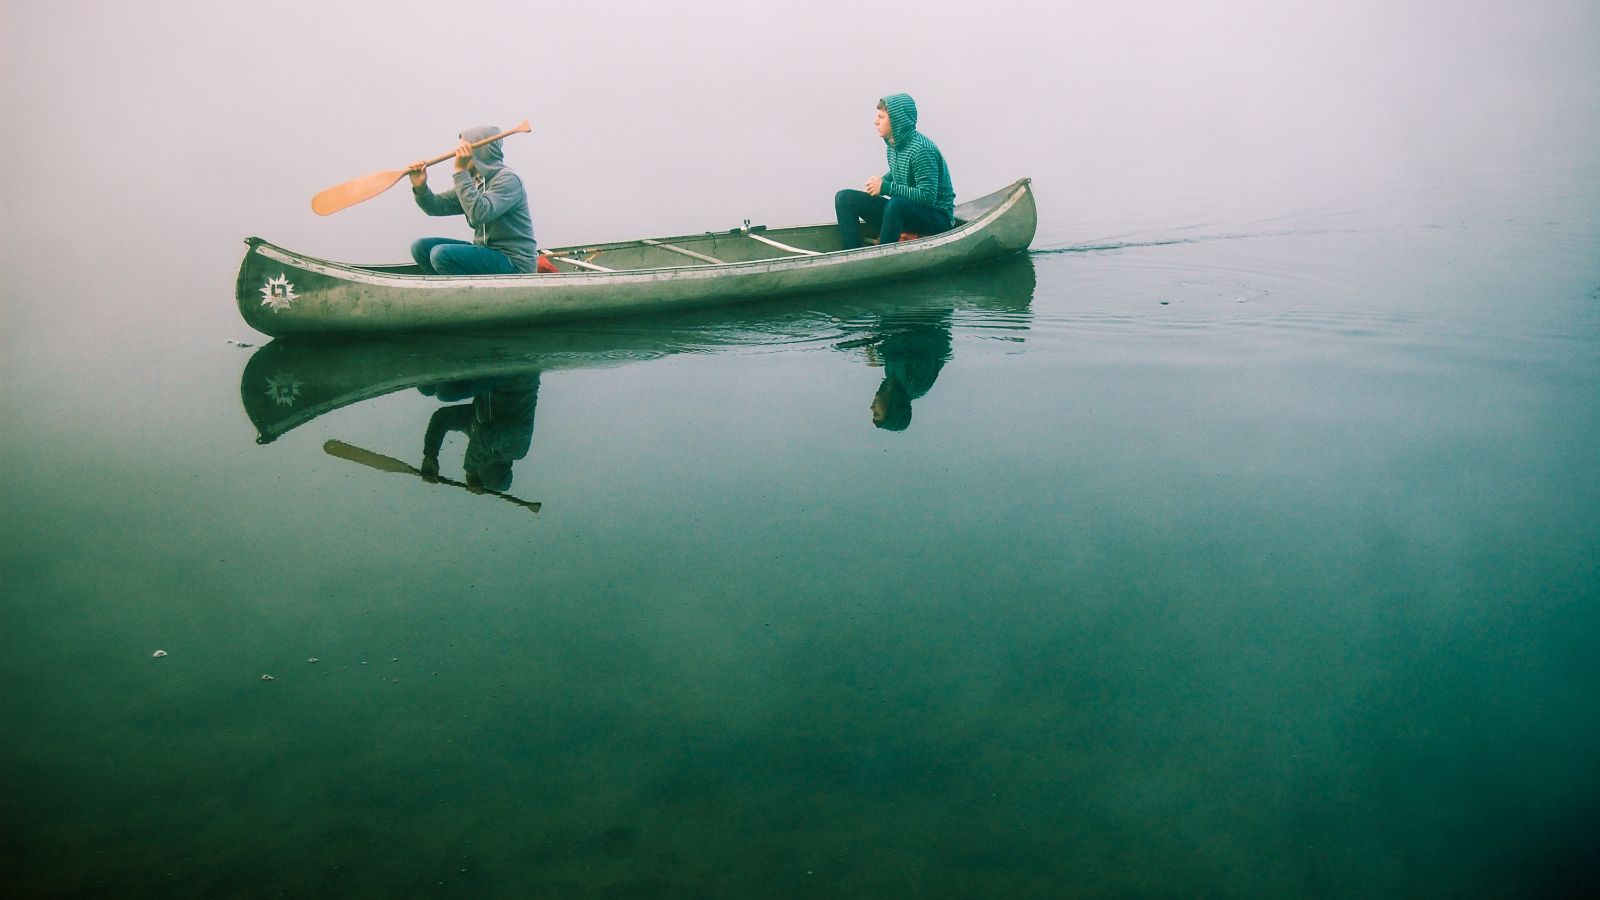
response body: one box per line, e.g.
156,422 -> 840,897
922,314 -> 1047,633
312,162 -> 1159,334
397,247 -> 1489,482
413,125 -> 538,273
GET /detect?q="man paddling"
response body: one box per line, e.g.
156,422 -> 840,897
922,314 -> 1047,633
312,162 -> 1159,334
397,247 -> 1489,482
408,125 -> 538,275
835,94 -> 956,250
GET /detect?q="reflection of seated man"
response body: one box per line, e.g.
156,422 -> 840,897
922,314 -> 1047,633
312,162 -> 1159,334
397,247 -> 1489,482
417,374 -> 540,492
866,317 -> 952,431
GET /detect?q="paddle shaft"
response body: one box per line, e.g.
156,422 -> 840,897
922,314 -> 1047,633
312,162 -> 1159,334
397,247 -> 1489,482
414,120 -> 531,172
310,120 -> 530,216
323,440 -> 540,513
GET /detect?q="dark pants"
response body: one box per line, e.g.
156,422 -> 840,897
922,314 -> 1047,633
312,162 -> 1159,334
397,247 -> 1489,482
410,237 -> 518,275
834,189 -> 951,250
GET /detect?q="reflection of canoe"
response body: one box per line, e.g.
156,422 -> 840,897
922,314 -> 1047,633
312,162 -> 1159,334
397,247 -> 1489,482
236,179 -> 1036,336
240,257 -> 1035,443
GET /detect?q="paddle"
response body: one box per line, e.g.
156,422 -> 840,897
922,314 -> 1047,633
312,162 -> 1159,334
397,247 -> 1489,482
323,439 -> 541,514
310,120 -> 532,216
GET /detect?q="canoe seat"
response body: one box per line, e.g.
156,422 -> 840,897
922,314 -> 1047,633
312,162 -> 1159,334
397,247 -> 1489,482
536,252 -> 615,273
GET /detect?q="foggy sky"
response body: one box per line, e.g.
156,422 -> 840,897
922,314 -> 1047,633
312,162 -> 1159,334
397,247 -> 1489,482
2,0 -> 1596,267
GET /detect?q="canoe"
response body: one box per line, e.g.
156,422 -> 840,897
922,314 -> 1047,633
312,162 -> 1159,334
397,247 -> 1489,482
240,255 -> 1036,443
235,178 -> 1036,336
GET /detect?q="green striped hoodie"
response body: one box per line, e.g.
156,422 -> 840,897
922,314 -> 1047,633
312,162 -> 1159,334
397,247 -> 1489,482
880,93 -> 956,219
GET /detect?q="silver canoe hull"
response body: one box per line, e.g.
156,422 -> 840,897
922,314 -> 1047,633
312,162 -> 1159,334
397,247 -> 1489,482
236,179 -> 1036,336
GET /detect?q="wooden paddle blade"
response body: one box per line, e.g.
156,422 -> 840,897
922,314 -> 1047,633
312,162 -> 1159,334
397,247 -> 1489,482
311,168 -> 407,216
323,440 -> 418,474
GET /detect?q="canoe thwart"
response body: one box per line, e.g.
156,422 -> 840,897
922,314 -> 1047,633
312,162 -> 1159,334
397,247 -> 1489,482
747,233 -> 821,257
641,239 -> 725,265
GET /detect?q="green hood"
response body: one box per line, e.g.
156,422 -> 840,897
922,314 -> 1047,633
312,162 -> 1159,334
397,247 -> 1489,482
881,93 -> 918,145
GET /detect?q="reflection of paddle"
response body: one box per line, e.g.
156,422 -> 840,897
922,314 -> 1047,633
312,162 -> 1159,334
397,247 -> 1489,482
323,440 -> 541,514
310,120 -> 532,216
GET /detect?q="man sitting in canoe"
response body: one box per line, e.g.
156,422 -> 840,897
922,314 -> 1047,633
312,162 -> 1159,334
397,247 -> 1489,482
408,125 -> 538,275
835,93 -> 956,250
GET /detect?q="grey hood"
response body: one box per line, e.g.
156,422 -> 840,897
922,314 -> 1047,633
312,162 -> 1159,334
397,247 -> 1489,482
459,124 -> 506,178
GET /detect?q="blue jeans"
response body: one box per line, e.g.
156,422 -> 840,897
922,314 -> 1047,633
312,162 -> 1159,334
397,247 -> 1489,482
410,237 -> 517,275
834,189 -> 952,250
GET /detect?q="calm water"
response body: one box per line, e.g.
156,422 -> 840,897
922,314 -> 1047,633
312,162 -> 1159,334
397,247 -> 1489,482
4,4 -> 1600,898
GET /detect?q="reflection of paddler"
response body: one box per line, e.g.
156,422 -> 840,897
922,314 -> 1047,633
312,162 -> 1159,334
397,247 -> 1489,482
418,374 -> 540,492
863,314 -> 953,431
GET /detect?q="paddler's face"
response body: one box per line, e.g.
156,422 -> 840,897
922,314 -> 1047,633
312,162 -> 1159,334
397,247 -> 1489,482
875,107 -> 892,141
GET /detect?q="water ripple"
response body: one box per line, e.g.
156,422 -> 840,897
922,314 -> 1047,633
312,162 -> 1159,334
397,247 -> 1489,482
1034,226 -> 1372,255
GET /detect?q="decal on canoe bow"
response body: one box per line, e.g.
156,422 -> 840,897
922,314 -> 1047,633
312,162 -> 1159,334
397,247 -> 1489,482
260,274 -> 299,311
